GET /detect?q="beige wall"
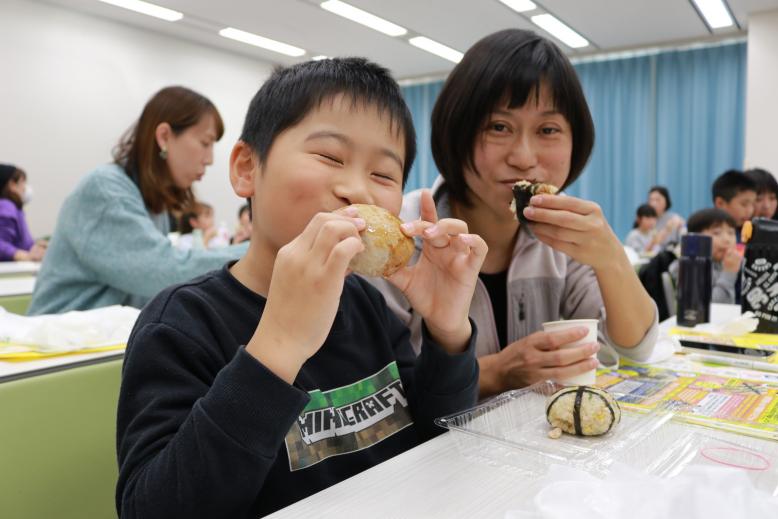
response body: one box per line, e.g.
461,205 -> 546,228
745,9 -> 778,177
0,0 -> 273,236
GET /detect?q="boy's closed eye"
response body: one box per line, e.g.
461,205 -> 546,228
316,153 -> 344,165
371,172 -> 399,185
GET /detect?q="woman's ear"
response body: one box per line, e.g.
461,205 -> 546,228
230,141 -> 258,198
155,122 -> 173,151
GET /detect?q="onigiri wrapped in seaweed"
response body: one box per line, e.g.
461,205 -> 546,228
545,386 -> 621,437
510,180 -> 559,224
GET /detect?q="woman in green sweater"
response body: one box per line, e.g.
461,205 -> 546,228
28,86 -> 247,314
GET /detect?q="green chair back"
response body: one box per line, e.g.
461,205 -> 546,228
0,293 -> 32,314
0,359 -> 122,519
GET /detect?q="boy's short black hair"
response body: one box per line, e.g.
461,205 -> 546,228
240,57 -> 416,185
711,169 -> 757,203
744,168 -> 778,197
649,186 -> 672,211
687,208 -> 736,233
430,29 -> 595,205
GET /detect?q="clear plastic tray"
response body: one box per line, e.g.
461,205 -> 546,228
436,381 -> 778,495
435,380 -> 675,477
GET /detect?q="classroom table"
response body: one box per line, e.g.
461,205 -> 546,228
0,275 -> 36,314
660,302 -> 740,332
0,275 -> 35,297
0,261 -> 40,278
267,304 -> 776,518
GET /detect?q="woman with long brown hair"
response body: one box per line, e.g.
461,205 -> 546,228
28,86 -> 247,314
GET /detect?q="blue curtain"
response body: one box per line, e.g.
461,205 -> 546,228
400,41 -> 747,241
571,56 -> 655,240
654,44 -> 747,225
401,81 -> 443,192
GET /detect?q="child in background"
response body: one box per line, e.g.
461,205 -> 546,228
231,203 -> 252,244
744,168 -> 778,219
669,208 -> 741,304
177,201 -> 229,250
711,169 -> 757,242
116,58 -> 485,518
0,164 -> 47,262
647,186 -> 684,247
625,204 -> 659,255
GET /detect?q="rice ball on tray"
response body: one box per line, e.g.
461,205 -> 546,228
545,386 -> 621,437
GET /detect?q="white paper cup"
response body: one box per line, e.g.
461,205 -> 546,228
541,318 -> 599,386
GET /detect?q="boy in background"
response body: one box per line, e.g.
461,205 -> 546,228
116,58 -> 486,518
711,169 -> 757,242
232,202 -> 252,244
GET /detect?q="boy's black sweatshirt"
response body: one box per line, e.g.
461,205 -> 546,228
116,264 -> 479,518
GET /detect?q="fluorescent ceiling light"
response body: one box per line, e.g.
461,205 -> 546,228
320,0 -> 407,37
498,0 -> 537,13
97,0 -> 183,21
311,55 -> 330,61
219,27 -> 306,57
531,14 -> 588,48
691,0 -> 734,29
408,36 -> 463,63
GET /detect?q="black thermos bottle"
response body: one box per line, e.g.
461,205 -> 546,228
741,218 -> 778,333
677,233 -> 713,327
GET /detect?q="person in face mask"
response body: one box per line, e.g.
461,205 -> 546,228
0,164 -> 47,262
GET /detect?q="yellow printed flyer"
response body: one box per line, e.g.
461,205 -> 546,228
596,362 -> 778,440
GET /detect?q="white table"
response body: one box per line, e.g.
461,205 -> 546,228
0,261 -> 40,278
0,276 -> 35,297
268,424 -> 775,518
267,432 -> 544,519
269,303 -> 777,518
659,302 -> 741,333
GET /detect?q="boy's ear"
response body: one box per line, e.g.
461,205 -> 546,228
230,141 -> 258,198
714,196 -> 726,209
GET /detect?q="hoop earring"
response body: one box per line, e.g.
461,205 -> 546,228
159,147 -> 168,160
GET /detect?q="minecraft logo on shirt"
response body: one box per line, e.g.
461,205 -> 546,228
284,362 -> 413,471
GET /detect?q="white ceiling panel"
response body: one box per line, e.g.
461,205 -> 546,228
38,0 -> 778,79
542,0 -> 716,51
347,0 -> 546,55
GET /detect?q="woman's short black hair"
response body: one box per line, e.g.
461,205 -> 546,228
687,208 -> 736,233
744,168 -> 778,197
430,29 -> 595,205
240,57 -> 416,185
649,186 -> 672,211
